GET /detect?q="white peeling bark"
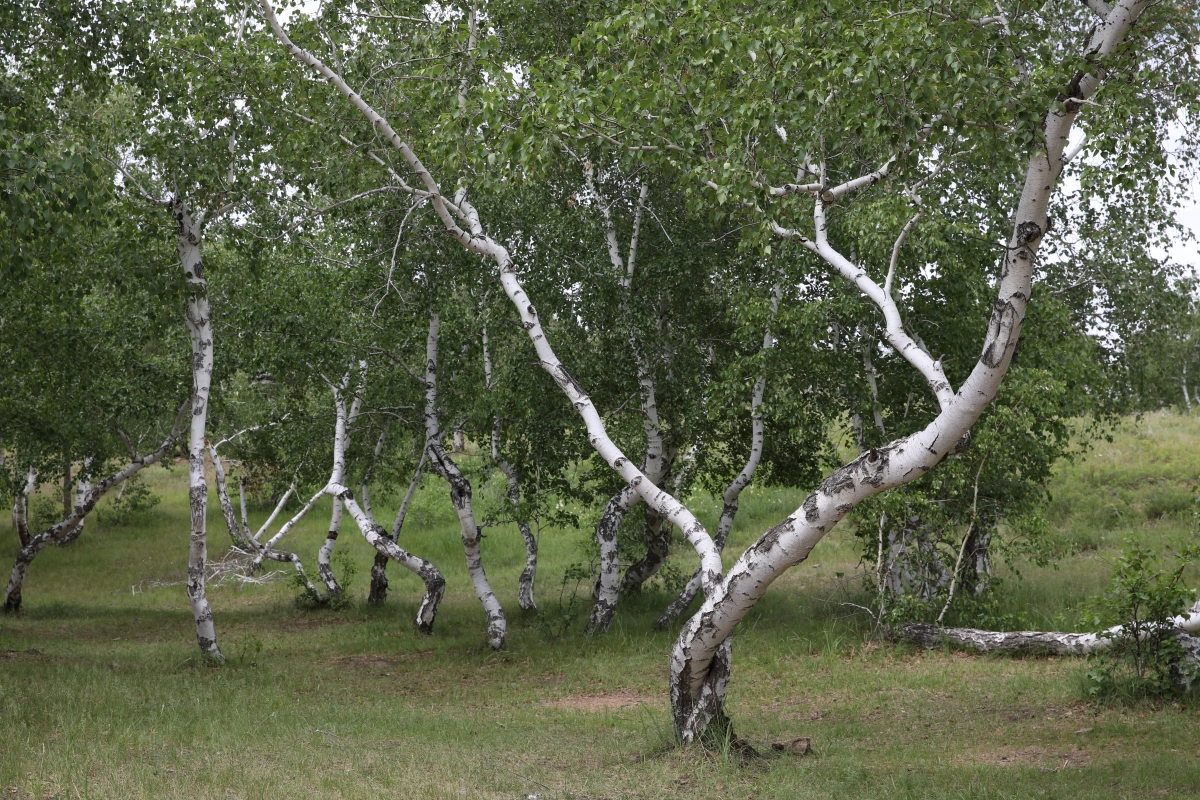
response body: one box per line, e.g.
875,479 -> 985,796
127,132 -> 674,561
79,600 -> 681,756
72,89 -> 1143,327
657,287 -> 779,629
11,468 -> 36,549
584,484 -> 638,634
667,0 -> 1157,740
259,4 -> 720,595
210,446 -> 250,548
326,481 -> 445,631
368,447 -> 427,605
901,598 -> 1200,657
481,325 -> 538,611
252,486 -> 325,568
318,362 -> 366,595
209,446 -> 324,597
5,402 -> 189,611
174,197 -> 223,663
57,458 -> 93,546
423,311 -> 506,648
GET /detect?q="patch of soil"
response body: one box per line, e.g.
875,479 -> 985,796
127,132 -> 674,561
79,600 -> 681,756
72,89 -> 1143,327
970,746 -> 1092,770
333,650 -> 434,671
545,689 -> 660,712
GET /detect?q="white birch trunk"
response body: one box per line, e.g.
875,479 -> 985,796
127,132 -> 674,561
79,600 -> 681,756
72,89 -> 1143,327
481,325 -> 538,612
657,287 -> 779,629
317,362 -> 366,595
260,5 -> 724,616
423,312 -> 506,649
57,458 -> 93,546
11,468 -> 36,549
5,402 -> 189,611
209,446 -> 250,549
900,600 -> 1200,688
209,447 -> 325,600
174,197 -> 223,663
252,486 -> 325,567
368,447 -> 427,604
584,484 -> 639,634
662,0 -> 1157,740
327,482 -> 445,631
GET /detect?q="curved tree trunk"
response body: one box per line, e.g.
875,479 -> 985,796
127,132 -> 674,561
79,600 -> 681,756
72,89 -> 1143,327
329,482 -> 445,631
174,198 -> 223,663
368,447 -> 427,604
481,325 -> 538,612
57,458 -> 93,547
899,597 -> 1200,658
657,286 -> 778,629
664,1 -> 1154,740
209,446 -> 325,598
500,460 -> 538,612
620,497 -> 671,595
5,402 -> 188,611
317,362 -> 366,596
424,311 -> 506,649
585,484 -> 638,635
11,468 -> 36,549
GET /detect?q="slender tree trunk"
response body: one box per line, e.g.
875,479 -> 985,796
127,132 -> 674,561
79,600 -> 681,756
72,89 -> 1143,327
588,376 -> 670,629
480,325 -> 538,611
585,484 -> 638,634
12,468 -> 35,549
61,458 -> 71,518
657,286 -> 778,629
899,598 -> 1200,664
174,197 -> 223,663
424,311 -> 506,649
57,458 -> 94,546
500,461 -> 538,612
209,446 -> 249,549
1183,363 -> 1192,411
318,362 -> 366,596
368,447 -> 427,605
209,446 -> 324,598
665,2 -> 1152,739
328,481 -> 445,631
264,0 -> 721,653
5,402 -> 189,611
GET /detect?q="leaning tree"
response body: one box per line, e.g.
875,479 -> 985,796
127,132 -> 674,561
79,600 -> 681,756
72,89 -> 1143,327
258,0 -> 1199,741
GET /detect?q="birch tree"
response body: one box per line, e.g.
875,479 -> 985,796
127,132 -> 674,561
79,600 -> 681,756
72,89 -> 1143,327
258,0 -> 1199,741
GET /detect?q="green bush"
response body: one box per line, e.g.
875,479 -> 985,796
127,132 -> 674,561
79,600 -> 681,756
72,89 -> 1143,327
1085,541 -> 1199,702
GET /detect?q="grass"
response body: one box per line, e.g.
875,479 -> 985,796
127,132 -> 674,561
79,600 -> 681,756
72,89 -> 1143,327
2,411 -> 1199,798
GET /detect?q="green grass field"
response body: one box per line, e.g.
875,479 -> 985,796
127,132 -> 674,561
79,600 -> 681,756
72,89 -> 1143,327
2,412 -> 1199,798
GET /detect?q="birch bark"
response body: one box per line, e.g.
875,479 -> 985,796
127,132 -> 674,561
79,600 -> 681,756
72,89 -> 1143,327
657,286 -> 779,629
423,311 -> 506,648
900,597 -> 1200,666
261,2 -> 722,648
317,362 -> 366,595
209,446 -> 325,600
11,468 -> 35,549
4,402 -> 189,611
663,0 -> 1158,740
367,447 -> 427,604
174,196 -> 223,662
327,481 -> 445,631
481,325 -> 538,611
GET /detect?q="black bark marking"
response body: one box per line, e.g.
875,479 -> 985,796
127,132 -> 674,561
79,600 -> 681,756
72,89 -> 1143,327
980,299 -> 1019,369
818,466 -> 855,497
802,493 -> 820,522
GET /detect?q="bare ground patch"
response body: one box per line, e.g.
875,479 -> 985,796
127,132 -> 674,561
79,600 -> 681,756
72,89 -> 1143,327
545,689 -> 661,712
968,745 -> 1092,770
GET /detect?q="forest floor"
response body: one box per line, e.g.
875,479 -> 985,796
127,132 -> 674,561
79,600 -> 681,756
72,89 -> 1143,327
2,411 -> 1199,799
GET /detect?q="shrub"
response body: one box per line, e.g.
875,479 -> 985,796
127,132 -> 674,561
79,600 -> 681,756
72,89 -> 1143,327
1085,541 -> 1199,702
